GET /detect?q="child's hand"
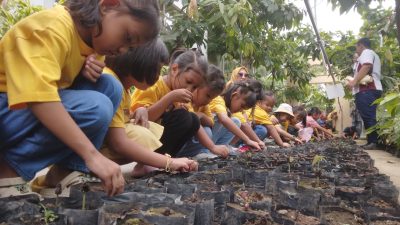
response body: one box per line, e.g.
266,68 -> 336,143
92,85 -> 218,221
132,107 -> 149,128
257,140 -> 266,150
168,89 -> 193,103
294,137 -> 303,144
245,139 -> 261,150
210,145 -> 229,158
81,54 -> 105,83
271,117 -> 280,125
85,152 -> 125,196
170,158 -> 198,172
282,142 -> 291,148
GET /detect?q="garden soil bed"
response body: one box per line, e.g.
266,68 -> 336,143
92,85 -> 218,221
1,139 -> 399,224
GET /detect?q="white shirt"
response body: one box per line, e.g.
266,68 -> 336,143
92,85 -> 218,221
352,49 -> 382,94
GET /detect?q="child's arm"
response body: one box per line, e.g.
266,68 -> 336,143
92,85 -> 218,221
131,107 -> 150,128
216,113 -> 261,150
265,124 -> 291,147
196,112 -> 214,128
315,125 -> 334,138
196,126 -> 229,158
29,102 -> 124,196
274,125 -> 302,145
106,128 -> 198,172
147,89 -> 192,121
240,123 -> 266,149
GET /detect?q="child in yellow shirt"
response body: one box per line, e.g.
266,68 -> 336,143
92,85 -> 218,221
248,92 -> 291,148
208,80 -> 264,151
176,65 -> 229,158
130,49 -> 211,157
0,0 -> 160,197
98,38 -> 198,178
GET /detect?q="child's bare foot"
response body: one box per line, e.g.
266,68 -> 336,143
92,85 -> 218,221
43,165 -> 72,187
131,164 -> 158,178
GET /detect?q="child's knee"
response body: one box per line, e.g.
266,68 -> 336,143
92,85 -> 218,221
84,93 -> 114,129
97,74 -> 123,109
254,125 -> 267,139
183,111 -> 200,133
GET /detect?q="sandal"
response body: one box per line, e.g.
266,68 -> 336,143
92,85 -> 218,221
31,171 -> 100,198
0,177 -> 41,198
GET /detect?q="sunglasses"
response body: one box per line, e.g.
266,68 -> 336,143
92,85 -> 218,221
237,72 -> 250,78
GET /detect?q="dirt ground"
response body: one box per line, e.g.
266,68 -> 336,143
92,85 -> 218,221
357,140 -> 400,204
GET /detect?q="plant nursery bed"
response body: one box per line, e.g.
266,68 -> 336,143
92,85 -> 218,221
1,139 -> 400,224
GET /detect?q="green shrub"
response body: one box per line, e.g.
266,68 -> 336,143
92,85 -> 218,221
0,0 -> 43,39
374,87 -> 400,151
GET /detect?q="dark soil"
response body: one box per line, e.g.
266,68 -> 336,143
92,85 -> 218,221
2,139 -> 400,225
371,221 -> 400,225
276,209 -> 320,225
323,210 -> 365,225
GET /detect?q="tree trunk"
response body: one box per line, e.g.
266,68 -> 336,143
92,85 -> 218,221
396,0 -> 400,47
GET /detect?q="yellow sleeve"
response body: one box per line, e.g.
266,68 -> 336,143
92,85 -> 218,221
197,105 -> 214,126
3,27 -> 69,109
110,91 -> 128,128
232,112 -> 247,123
130,77 -> 164,112
201,105 -> 213,122
251,105 -> 273,125
102,68 -> 127,128
209,96 -> 227,114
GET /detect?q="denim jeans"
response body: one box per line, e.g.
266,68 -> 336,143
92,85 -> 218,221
176,126 -> 212,157
177,116 -> 241,157
253,125 -> 268,141
355,90 -> 382,144
212,116 -> 241,145
0,74 -> 122,180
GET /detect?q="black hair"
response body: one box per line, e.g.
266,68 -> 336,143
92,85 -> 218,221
169,48 -> 208,81
222,79 -> 261,111
357,37 -> 371,49
261,90 -> 275,101
307,107 -> 321,116
205,64 -> 226,94
293,105 -> 307,127
65,0 -> 160,39
105,38 -> 169,86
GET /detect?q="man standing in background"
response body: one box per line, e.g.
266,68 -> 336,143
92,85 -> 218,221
347,37 -> 383,150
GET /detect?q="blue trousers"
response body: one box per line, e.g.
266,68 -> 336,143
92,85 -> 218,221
176,126 -> 212,157
0,75 -> 122,180
253,125 -> 268,141
355,90 -> 382,144
176,116 -> 241,157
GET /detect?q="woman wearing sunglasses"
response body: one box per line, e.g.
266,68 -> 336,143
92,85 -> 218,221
226,66 -> 251,89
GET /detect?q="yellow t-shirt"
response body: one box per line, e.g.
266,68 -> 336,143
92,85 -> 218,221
232,112 -> 248,123
209,96 -> 227,114
102,68 -> 130,128
187,103 -> 214,125
248,104 -> 273,126
0,5 -> 100,109
130,76 -> 170,112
